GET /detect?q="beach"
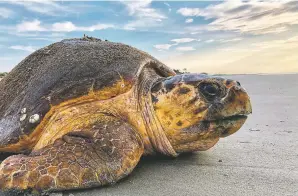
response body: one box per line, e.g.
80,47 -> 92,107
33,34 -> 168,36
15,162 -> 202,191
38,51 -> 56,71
1,74 -> 297,196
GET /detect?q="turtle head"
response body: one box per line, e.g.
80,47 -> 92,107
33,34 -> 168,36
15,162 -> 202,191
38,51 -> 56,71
151,73 -> 252,153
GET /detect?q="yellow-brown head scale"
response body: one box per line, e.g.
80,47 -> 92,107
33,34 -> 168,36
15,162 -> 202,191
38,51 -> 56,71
151,74 -> 252,153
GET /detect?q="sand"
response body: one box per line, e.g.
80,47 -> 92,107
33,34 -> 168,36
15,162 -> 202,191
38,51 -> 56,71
1,74 -> 297,196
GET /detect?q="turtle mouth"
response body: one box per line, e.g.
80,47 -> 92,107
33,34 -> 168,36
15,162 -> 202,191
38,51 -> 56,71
202,113 -> 248,124
210,114 -> 248,123
201,114 -> 249,137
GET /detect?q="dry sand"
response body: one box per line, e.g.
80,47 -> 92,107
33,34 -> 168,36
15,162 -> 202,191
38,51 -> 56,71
1,74 -> 297,196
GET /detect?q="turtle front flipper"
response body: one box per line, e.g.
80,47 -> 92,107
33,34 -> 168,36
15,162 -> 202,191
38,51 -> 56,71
0,117 -> 144,194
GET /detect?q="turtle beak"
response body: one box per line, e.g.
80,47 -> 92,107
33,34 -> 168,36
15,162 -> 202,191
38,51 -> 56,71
224,80 -> 252,115
229,85 -> 252,115
225,85 -> 252,116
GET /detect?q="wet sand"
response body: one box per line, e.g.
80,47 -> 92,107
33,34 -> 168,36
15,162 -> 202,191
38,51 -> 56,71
1,74 -> 298,196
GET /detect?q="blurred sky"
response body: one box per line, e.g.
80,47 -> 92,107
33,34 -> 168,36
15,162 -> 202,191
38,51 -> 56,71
0,0 -> 298,74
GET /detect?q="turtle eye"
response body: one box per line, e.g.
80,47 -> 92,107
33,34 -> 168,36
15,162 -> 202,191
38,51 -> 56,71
199,83 -> 219,100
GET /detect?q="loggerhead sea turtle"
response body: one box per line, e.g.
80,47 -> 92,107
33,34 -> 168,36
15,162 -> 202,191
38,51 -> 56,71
0,37 -> 252,194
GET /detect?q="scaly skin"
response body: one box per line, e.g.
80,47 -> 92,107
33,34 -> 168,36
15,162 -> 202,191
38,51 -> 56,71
0,116 -> 143,193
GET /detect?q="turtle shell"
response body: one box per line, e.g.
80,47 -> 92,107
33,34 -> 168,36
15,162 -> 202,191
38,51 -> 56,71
0,37 -> 175,149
